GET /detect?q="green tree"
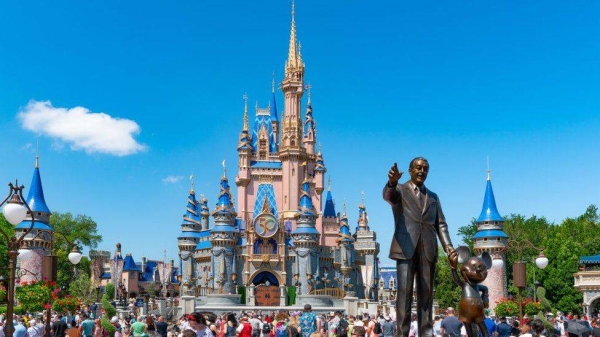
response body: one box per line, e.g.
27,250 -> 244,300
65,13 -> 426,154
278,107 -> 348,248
542,205 -> 600,314
101,295 -> 117,337
457,219 -> 478,251
50,212 -> 102,290
0,214 -> 15,277
105,283 -> 115,301
69,272 -> 96,304
434,246 -> 461,309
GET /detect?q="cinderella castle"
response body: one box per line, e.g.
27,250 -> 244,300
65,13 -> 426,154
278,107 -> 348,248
176,3 -> 380,308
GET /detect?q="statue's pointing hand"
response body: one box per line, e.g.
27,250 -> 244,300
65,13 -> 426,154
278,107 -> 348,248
388,162 -> 402,186
447,245 -> 458,269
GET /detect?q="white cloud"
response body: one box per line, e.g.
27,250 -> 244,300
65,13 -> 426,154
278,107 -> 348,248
162,175 -> 184,184
18,100 -> 147,156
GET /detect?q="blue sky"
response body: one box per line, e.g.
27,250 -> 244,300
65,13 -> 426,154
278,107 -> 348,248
0,1 -> 598,266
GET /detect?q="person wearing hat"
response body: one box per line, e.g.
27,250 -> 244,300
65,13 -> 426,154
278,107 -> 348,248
236,316 -> 252,337
299,304 -> 319,337
326,312 -> 340,337
382,315 -> 396,337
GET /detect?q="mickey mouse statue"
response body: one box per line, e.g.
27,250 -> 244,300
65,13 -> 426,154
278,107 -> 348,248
450,246 -> 492,337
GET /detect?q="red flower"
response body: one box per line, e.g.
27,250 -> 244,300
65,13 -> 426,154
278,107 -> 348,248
44,303 -> 51,309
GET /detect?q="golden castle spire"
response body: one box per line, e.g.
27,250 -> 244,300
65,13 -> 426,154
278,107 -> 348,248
286,0 -> 302,71
242,93 -> 249,131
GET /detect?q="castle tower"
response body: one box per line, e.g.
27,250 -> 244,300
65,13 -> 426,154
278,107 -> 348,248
291,173 -> 320,295
235,94 -> 253,195
210,169 -> 239,294
321,178 -> 338,246
279,2 -> 308,221
270,75 -> 279,146
15,154 -> 53,283
109,243 -> 125,297
472,168 -> 508,310
337,205 -> 355,294
302,97 -> 316,156
353,196 -> 380,300
89,250 -> 111,288
178,178 -> 202,286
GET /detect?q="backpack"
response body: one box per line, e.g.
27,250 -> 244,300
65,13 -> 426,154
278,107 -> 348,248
275,323 -> 287,337
286,326 -> 300,337
262,322 -> 272,334
373,321 -> 382,334
337,319 -> 349,336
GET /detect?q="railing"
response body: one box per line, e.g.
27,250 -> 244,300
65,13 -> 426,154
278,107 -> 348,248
195,287 -> 212,296
310,288 -> 345,299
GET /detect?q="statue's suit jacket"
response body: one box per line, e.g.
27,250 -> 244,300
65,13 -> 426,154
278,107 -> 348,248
383,181 -> 452,262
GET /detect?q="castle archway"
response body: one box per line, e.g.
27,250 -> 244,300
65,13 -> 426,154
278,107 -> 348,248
252,271 -> 280,306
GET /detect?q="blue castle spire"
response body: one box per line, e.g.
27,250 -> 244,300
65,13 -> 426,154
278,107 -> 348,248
16,154 -> 53,230
270,90 -> 278,121
27,155 -> 51,214
477,170 -> 504,222
314,148 -> 326,173
182,186 -> 201,227
338,202 -> 353,243
323,177 -> 336,217
211,168 -> 238,233
292,174 -> 319,237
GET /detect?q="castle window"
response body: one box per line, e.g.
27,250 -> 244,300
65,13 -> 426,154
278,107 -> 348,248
259,139 -> 267,160
379,279 -> 384,288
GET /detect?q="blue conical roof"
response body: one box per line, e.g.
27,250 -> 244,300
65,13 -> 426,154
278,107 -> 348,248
123,254 -> 140,272
477,177 -> 503,222
270,92 -> 278,121
182,190 -> 201,226
323,190 -> 336,217
298,180 -> 315,214
27,166 -> 51,214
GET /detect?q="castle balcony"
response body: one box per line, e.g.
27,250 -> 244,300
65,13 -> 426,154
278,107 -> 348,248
574,270 -> 600,290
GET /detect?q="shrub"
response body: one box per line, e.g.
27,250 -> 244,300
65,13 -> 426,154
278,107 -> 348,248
494,297 -> 519,318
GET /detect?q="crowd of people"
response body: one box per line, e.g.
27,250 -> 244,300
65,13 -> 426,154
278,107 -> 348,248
170,304 -> 397,337
6,306 -> 600,337
433,307 -> 600,337
0,311 -> 172,337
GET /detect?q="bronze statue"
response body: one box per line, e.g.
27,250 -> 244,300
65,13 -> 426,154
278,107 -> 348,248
450,246 -> 492,337
383,157 -> 457,337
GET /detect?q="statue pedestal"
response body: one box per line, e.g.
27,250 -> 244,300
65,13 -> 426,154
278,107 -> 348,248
203,294 -> 242,306
343,296 -> 359,316
180,295 -> 196,315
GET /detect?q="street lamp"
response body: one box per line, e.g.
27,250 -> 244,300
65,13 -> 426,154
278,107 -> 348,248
20,232 -> 83,337
0,182 -> 35,337
511,251 -> 549,323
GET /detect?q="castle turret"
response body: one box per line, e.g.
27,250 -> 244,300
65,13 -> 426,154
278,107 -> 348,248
337,205 -> 354,287
270,75 -> 279,146
291,172 -> 320,295
473,168 -> 508,310
15,154 -> 53,283
178,179 -> 203,286
320,178 -> 338,246
280,1 -> 307,222
353,196 -> 380,300
210,168 -> 239,294
237,95 -> 253,188
303,97 -> 316,156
